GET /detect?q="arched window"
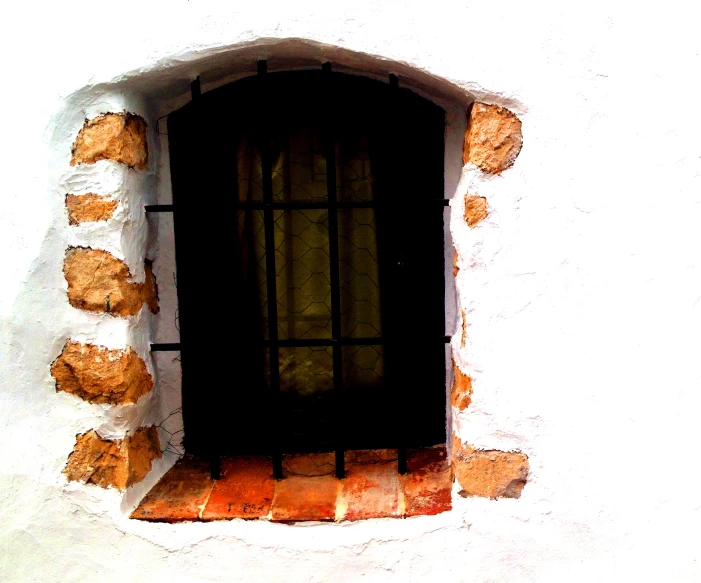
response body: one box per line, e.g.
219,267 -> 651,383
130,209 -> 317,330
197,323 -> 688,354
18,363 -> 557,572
166,62 -> 447,480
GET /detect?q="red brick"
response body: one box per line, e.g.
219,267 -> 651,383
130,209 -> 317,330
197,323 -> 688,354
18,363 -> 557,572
271,475 -> 340,522
341,450 -> 400,521
130,456 -> 213,522
402,446 -> 453,517
283,452 -> 336,476
202,456 -> 275,521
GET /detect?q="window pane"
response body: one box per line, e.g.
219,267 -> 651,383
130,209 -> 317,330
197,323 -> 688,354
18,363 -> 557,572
337,135 -> 374,202
236,136 -> 264,202
278,346 -> 333,395
338,208 -> 381,338
272,123 -> 328,203
274,209 -> 332,340
235,209 -> 268,339
342,344 -> 384,391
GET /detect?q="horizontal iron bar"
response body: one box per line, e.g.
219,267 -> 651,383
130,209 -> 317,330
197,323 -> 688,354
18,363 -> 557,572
230,199 -> 449,210
150,343 -> 181,351
263,336 -> 451,348
145,205 -> 175,213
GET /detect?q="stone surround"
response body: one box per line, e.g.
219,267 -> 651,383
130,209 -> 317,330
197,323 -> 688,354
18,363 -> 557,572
56,94 -> 529,521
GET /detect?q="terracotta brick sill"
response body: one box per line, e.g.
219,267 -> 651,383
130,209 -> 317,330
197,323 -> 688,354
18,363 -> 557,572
131,445 -> 452,523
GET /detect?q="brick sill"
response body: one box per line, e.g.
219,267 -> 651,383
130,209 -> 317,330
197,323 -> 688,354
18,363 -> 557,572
131,445 -> 452,523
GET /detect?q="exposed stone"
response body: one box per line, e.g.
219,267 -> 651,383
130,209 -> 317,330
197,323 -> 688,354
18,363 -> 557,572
64,427 -> 161,491
464,195 -> 488,228
452,435 -> 529,499
451,359 -> 472,411
51,341 -> 153,405
463,103 -> 523,174
63,247 -> 158,317
65,193 -> 118,225
71,113 -> 148,169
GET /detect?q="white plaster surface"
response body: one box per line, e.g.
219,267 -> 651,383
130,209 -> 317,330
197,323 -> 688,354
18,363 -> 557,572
2,1 -> 701,581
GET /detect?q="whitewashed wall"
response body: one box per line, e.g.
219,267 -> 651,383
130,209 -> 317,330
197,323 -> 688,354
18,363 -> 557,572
1,1 -> 701,581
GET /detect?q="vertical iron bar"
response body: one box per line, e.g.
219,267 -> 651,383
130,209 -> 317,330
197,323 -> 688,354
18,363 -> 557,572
389,74 -> 408,475
258,60 -> 284,480
190,76 -> 221,481
323,62 -> 345,479
191,76 -> 201,100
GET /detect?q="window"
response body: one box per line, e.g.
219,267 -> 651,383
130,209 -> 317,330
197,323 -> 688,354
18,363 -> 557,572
166,62 -> 447,480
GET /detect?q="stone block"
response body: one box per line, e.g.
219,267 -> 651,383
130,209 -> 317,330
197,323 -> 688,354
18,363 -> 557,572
65,193 -> 117,225
452,436 -> 529,499
64,427 -> 161,491
451,358 -> 472,411
63,247 -> 158,317
464,195 -> 488,228
70,113 -> 148,169
463,103 -> 523,174
51,341 -> 153,405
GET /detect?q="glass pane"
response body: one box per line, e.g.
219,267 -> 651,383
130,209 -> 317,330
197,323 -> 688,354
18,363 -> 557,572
342,344 -> 384,391
279,346 -> 333,395
274,209 -> 332,340
338,208 -> 381,337
272,124 -> 328,203
235,209 -> 268,339
236,136 -> 264,202
338,135 -> 374,202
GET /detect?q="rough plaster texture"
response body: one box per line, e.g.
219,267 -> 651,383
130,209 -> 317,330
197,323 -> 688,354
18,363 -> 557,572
1,1 -> 701,581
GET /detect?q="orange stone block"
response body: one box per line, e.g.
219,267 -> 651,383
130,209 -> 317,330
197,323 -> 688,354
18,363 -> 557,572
463,103 -> 523,174
452,436 -> 529,499
464,195 -> 488,228
64,427 -> 161,491
65,193 -> 118,225
202,456 -> 275,521
402,446 -> 453,517
71,112 -> 148,169
341,452 -> 401,521
271,475 -> 340,522
131,457 -> 213,522
451,358 -> 473,411
63,247 -> 158,317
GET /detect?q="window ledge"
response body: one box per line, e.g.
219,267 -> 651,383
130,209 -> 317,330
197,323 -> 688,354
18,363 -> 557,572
131,445 -> 452,523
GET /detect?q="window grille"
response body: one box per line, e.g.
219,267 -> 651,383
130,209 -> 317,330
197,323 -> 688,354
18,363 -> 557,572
152,62 -> 448,480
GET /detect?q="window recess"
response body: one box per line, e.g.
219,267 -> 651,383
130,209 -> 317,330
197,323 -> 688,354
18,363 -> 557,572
160,62 -> 448,481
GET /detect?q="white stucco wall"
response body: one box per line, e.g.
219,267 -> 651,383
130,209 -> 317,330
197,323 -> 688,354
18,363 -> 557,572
2,1 -> 701,581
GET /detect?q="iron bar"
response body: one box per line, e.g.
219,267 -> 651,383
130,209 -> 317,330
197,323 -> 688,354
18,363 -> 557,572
150,343 -> 182,351
258,60 -> 284,480
151,338 -> 449,352
145,205 -> 175,213
191,76 -> 201,100
229,199 -> 449,210
388,73 -> 409,476
323,62 -> 345,479
262,336 -> 450,347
